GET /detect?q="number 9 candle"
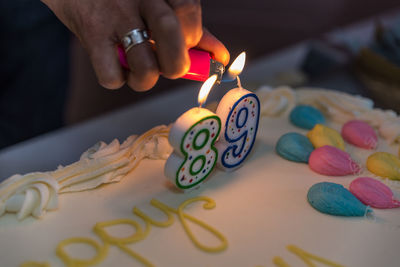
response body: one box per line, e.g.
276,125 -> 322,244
216,53 -> 261,171
164,75 -> 221,190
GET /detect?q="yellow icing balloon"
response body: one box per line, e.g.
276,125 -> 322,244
367,152 -> 400,181
307,124 -> 345,150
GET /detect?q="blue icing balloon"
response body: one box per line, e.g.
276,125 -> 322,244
289,105 -> 325,130
276,132 -> 314,163
307,182 -> 372,217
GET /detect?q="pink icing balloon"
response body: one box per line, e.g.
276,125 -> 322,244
349,177 -> 400,209
341,120 -> 377,149
309,145 -> 361,176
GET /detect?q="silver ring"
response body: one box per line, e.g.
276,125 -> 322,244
121,29 -> 150,52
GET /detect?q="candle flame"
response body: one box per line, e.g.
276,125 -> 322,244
198,74 -> 217,107
228,52 -> 246,77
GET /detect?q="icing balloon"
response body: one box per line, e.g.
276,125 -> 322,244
308,145 -> 361,176
349,177 -> 400,209
276,132 -> 314,163
367,152 -> 400,181
308,182 -> 372,216
289,105 -> 325,130
341,120 -> 377,149
307,124 -> 345,151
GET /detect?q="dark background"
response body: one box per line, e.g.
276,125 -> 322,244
1,1 -> 400,149
66,1 -> 400,124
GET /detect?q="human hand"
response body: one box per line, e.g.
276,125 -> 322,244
41,0 -> 230,91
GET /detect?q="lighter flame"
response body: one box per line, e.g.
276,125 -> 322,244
198,74 -> 218,107
228,52 -> 246,77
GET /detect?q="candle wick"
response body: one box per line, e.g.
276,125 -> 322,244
237,76 -> 242,88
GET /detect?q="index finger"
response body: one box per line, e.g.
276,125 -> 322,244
168,0 -> 203,48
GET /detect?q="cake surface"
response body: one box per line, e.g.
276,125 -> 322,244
1,87 -> 400,267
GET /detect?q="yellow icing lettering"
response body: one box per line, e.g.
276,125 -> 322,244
21,196 -> 227,266
20,262 -> 50,267
115,244 -> 154,267
133,199 -> 175,227
161,196 -> 228,252
177,197 -> 227,252
287,245 -> 345,267
136,197 -> 227,253
272,257 -> 291,267
367,152 -> 400,180
94,218 -> 149,244
307,124 -> 345,150
272,245 -> 345,267
93,218 -> 153,267
56,237 -> 108,267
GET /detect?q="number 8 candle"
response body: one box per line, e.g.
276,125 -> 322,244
216,53 -> 261,171
165,75 -> 221,190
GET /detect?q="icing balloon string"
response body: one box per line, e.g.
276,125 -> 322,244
363,206 -> 375,221
348,159 -> 363,176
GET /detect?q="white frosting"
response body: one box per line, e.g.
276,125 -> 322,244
1,86 -> 399,220
2,110 -> 399,267
296,87 -> 400,144
254,86 -> 400,144
2,87 -> 400,267
0,125 -> 172,220
295,88 -> 374,123
256,85 -> 296,117
0,172 -> 59,220
379,118 -> 400,144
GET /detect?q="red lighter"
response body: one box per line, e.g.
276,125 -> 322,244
118,46 -> 225,82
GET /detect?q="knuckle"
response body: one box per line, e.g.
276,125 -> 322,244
154,12 -> 180,36
137,59 -> 159,78
80,20 -> 105,45
99,77 -> 125,90
90,53 -> 125,90
162,56 -> 190,79
128,64 -> 159,91
172,1 -> 202,47
184,25 -> 202,47
128,74 -> 158,92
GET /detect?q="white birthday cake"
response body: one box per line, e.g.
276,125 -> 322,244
1,86 -> 400,267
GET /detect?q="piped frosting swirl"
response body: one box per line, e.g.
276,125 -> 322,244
0,125 -> 172,220
0,172 -> 59,220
